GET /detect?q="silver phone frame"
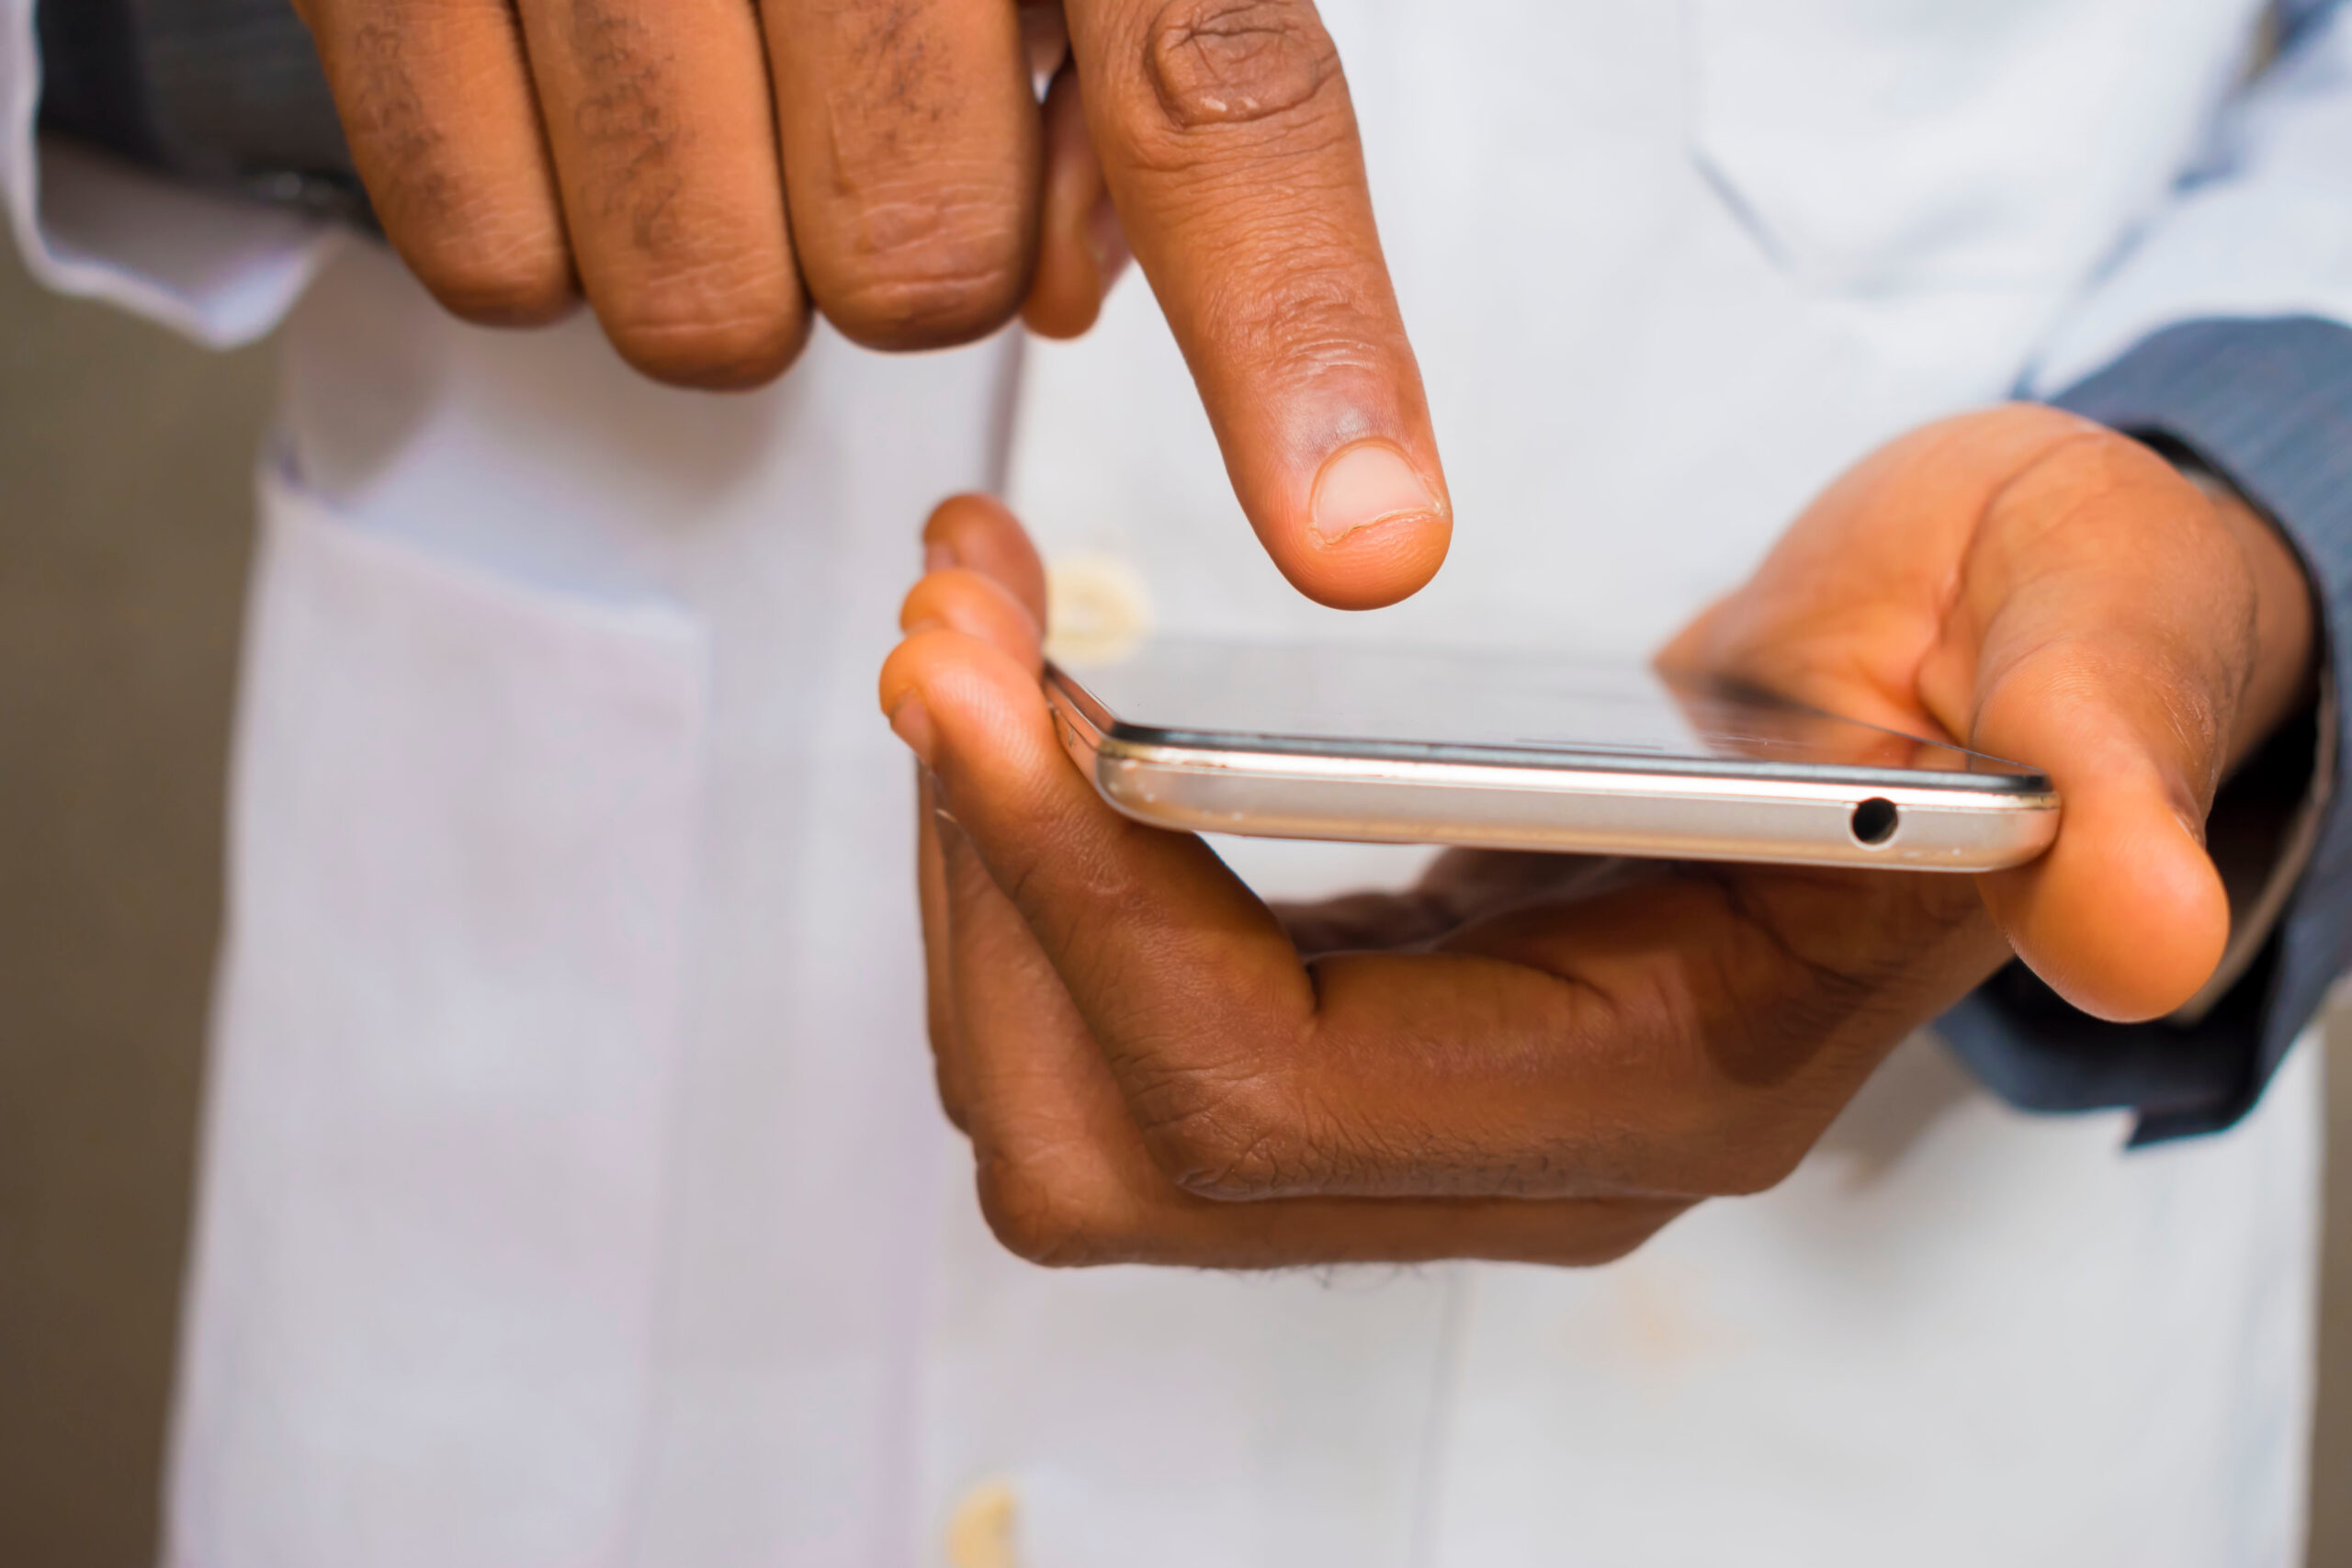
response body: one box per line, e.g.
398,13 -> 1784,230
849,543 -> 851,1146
1045,661 -> 2060,872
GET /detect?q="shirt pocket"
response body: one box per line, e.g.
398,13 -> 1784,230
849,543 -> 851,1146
167,459 -> 708,1568
1683,0 -> 2258,297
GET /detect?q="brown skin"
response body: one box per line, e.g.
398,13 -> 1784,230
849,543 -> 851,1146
876,407 -> 2319,1269
289,0 -> 1450,608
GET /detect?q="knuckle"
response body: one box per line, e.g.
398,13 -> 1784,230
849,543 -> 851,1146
1133,1062 -> 1310,1200
974,1158 -> 1114,1268
1637,1067 -> 1819,1201
599,273 -> 809,389
331,21 -> 576,324
1679,1116 -> 1812,1198
824,266 -> 1025,351
1234,265 -> 1393,373
401,223 -> 574,326
1139,0 -> 1344,136
2001,423 -> 2178,534
815,195 -> 1032,351
1637,1072 -> 1816,1200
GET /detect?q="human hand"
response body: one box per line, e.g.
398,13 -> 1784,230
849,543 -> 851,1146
1661,404 -> 2315,1021
876,408 -> 2315,1267
295,0 -> 1449,607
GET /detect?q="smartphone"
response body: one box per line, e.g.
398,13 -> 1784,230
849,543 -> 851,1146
1044,640 -> 2058,871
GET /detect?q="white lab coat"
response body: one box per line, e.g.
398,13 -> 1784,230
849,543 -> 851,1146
6,2 -> 2343,1563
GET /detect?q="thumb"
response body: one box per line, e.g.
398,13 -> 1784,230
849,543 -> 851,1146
1963,636 -> 2231,1022
1928,447 -> 2250,1022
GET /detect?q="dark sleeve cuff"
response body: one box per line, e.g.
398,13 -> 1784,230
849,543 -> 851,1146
1940,315 -> 2352,1145
34,0 -> 372,224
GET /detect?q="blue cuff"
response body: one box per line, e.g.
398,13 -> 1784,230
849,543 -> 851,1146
1939,315 -> 2352,1145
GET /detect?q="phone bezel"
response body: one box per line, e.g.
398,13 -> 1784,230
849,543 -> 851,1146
1044,659 -> 2061,872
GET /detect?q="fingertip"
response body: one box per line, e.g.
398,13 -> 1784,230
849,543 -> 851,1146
1023,194 -> 1128,341
1984,798 -> 2230,1023
1264,439 -> 1451,610
881,628 -> 991,770
1021,251 -> 1107,340
1023,62 -> 1117,342
1088,197 -> 1132,294
1269,511 -> 1452,611
887,689 -> 939,767
900,568 -> 1046,670
922,494 -> 1050,621
883,622 -> 1075,819
877,626 -> 946,726
881,624 -> 1046,737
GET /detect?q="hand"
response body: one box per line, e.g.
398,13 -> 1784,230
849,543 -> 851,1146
1661,405 -> 2314,1020
876,407 -> 2317,1268
294,0 -> 1450,607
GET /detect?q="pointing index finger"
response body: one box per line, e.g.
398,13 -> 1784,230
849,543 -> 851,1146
1066,0 -> 1450,608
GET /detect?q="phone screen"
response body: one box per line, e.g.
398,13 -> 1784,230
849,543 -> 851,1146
1056,640 -> 2045,789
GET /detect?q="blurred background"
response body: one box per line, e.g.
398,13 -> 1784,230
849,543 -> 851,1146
1,235 -> 2346,1565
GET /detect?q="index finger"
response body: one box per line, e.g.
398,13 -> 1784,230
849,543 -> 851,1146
1066,0 -> 1449,609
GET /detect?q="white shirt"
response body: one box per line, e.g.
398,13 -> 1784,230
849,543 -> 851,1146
7,2 -> 2344,1563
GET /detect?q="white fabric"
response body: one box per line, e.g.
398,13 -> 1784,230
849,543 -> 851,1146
217,247 -> 1023,1565
173,468 -> 708,1567
2,2 -> 2334,1564
1424,1038 -> 2319,1567
2036,1 -> 2352,388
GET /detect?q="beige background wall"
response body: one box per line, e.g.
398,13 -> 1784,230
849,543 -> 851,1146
1,240 -> 2346,1565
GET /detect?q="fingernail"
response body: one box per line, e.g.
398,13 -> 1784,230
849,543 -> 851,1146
1310,441 -> 1441,547
925,539 -> 957,574
888,694 -> 938,766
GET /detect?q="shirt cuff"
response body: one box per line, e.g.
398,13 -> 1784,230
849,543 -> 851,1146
1939,314 -> 2352,1145
5,0 -> 342,346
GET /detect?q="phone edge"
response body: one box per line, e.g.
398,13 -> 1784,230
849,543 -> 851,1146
1046,669 -> 2060,873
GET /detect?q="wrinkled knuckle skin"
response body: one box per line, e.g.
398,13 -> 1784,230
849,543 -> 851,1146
824,265 -> 1027,352
345,158 -> 576,327
1136,1068 -> 1310,1201
1141,0 -> 1343,135
325,23 -> 572,326
601,292 -> 809,390
815,202 -> 1032,352
401,226 -> 575,327
1224,267 -> 1397,389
